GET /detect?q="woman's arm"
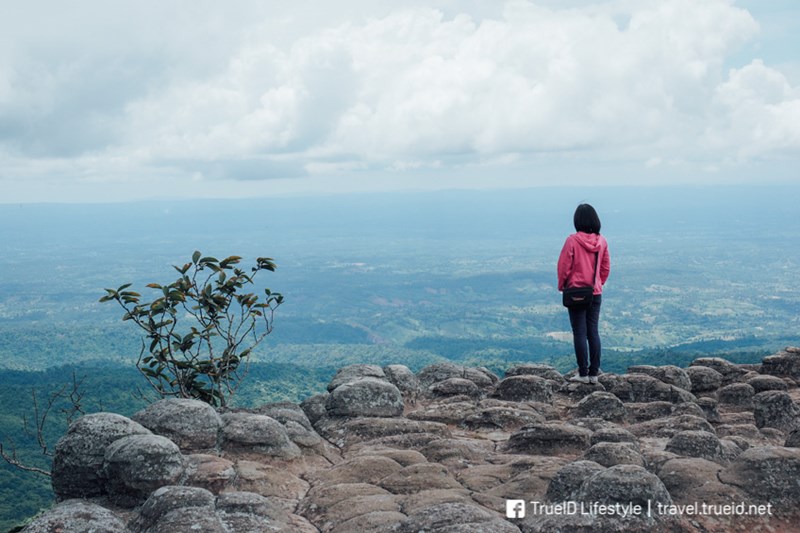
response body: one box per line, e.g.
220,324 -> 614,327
557,237 -> 573,291
599,241 -> 611,285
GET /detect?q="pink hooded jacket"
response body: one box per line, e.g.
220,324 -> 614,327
557,232 -> 610,295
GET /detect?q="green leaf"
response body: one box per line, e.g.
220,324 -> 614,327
192,250 -> 202,264
220,255 -> 242,268
117,283 -> 132,291
173,264 -> 190,274
168,290 -> 185,302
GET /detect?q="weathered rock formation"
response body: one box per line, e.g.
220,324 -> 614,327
25,350 -> 800,532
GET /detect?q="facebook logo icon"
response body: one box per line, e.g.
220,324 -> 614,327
506,500 -> 526,519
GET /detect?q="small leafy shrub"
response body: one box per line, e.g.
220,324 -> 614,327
101,252 -> 283,406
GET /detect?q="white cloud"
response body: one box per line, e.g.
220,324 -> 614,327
0,0 -> 798,200
120,1 -> 769,162
706,59 -> 800,158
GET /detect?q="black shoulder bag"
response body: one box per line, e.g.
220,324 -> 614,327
562,252 -> 598,308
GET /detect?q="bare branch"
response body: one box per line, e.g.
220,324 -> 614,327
0,441 -> 52,477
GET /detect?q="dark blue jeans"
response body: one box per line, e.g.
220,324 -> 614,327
568,295 -> 602,377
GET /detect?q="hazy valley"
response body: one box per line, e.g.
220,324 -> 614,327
1,185 -> 799,529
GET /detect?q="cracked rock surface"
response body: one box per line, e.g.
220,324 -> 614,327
26,351 -> 800,532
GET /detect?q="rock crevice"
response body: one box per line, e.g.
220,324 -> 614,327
27,352 -> 800,532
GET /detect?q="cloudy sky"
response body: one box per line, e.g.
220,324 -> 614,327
1,0 -> 798,203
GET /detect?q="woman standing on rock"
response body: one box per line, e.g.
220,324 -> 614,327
558,204 -> 611,384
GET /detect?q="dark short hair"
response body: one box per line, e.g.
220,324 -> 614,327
574,204 -> 601,234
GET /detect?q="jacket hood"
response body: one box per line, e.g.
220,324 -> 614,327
573,231 -> 603,252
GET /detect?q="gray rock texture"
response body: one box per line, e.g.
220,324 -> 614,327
133,398 -> 222,453
786,428 -> 800,448
607,373 -> 694,403
761,348 -> 800,380
220,412 -> 302,457
22,350 -> 800,532
300,392 -> 329,426
575,464 -> 672,508
752,390 -> 800,431
383,364 -> 420,396
665,430 -> 727,464
583,441 -> 644,467
628,364 -> 692,391
51,412 -> 151,500
696,397 -> 722,423
505,422 -> 592,455
571,391 -> 626,421
719,446 -> 800,505
129,485 -> 216,532
428,377 -> 482,399
417,362 -> 497,391
328,364 -> 386,391
23,499 -> 127,533
495,375 -> 554,403
326,377 -> 404,418
590,426 -> 639,446
545,460 -> 606,501
747,374 -> 789,393
396,502 -> 518,533
690,357 -> 749,384
103,434 -> 185,507
505,363 -> 564,383
686,365 -> 724,393
717,383 -> 756,409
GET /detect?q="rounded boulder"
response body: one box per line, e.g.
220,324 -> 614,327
716,383 -> 755,409
103,434 -> 185,507
686,366 -> 723,393
627,365 -> 692,391
22,499 -> 127,533
665,430 -> 725,464
753,390 -> 800,431
571,391 -> 626,421
428,377 -> 481,399
417,363 -> 497,390
495,375 -> 553,403
326,377 -> 404,418
546,460 -> 606,502
220,412 -> 302,457
719,446 -> 800,506
133,398 -> 222,453
300,393 -> 330,426
383,364 -> 420,396
51,412 -> 151,500
583,442 -> 644,468
747,374 -> 789,393
689,358 -> 748,383
505,364 -> 564,383
505,422 -> 592,456
328,364 -> 386,391
130,485 -> 216,532
576,464 -> 672,509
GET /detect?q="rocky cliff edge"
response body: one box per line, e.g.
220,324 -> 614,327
22,348 -> 800,533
